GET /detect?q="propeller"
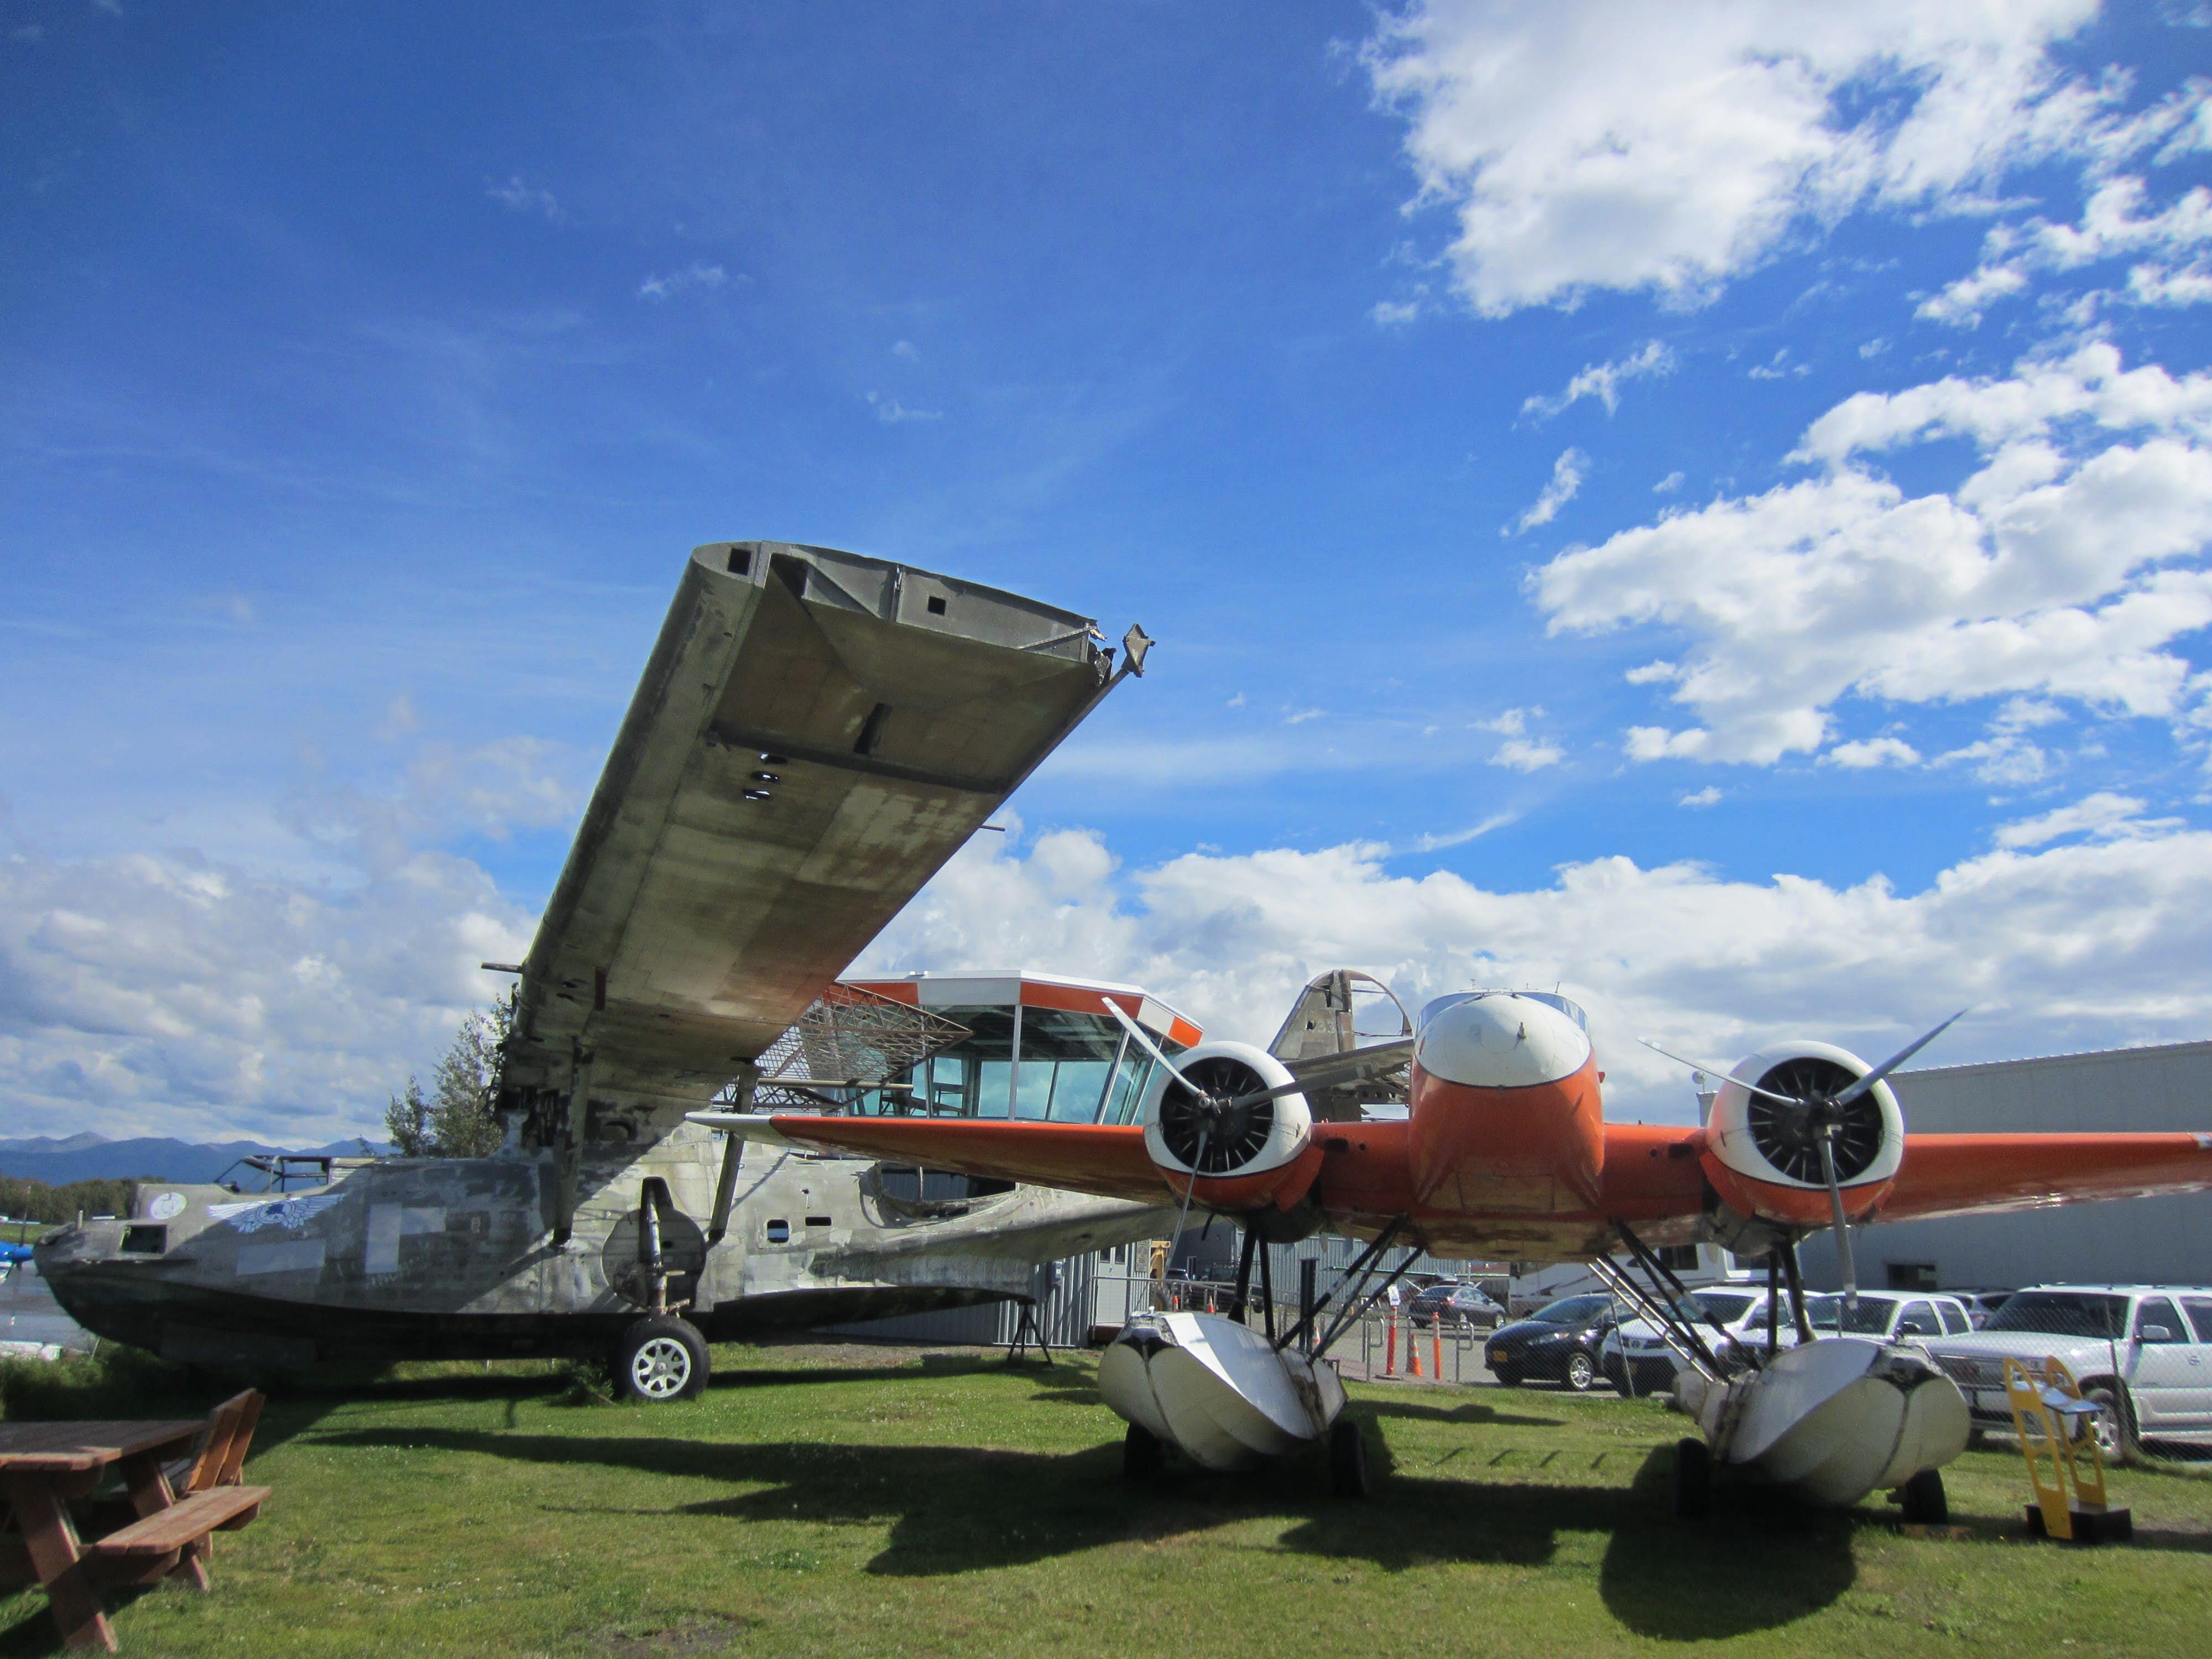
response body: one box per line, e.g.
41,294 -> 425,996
1647,1011 -> 1968,1313
1105,1001 -> 1280,1172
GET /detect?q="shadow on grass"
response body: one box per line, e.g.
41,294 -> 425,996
305,1424 -> 1857,1637
1359,1396 -> 1571,1430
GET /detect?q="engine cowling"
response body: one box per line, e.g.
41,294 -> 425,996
1700,1040 -> 1904,1229
1140,1040 -> 1318,1210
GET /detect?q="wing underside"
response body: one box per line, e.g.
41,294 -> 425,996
504,541 -> 1123,1134
1875,1131 -> 2212,1222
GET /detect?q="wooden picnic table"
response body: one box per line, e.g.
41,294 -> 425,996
0,1418 -> 206,1652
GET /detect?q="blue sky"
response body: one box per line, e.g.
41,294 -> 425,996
6,2 -> 2212,1140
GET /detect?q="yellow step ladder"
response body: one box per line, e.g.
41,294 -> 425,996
2002,1357 -> 2132,1543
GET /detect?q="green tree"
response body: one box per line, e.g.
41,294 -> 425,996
427,991 -> 512,1158
384,1077 -> 433,1157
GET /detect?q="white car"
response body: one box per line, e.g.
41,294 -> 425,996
1922,1284 -> 2212,1460
1603,1288 -> 1973,1395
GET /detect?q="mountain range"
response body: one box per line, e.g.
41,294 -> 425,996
0,1132 -> 392,1188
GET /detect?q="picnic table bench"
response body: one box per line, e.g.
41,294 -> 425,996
0,1405 -> 270,1652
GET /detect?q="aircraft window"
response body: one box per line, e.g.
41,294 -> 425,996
914,1008 -> 1019,1118
2135,1297 -> 2185,1343
1017,1009 -> 1125,1123
120,1225 -> 166,1255
1984,1291 -> 2127,1338
805,1215 -> 832,1228
1517,992 -> 1590,1031
764,1219 -> 791,1244
1102,1050 -> 1156,1125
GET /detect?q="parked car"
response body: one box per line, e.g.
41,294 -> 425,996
1484,1293 -> 1617,1391
1409,1282 -> 1504,1331
1599,1287 -> 1976,1396
1922,1284 -> 2212,1460
1601,1287 -> 1779,1395
1957,1290 -> 2015,1330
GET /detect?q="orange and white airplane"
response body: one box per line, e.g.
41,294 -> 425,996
695,980 -> 2212,1514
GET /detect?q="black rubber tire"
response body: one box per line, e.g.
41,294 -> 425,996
1671,1437 -> 1713,1520
614,1315 -> 708,1402
1121,1423 -> 1164,1482
1328,1417 -> 1371,1499
1898,1468 -> 1948,1525
2082,1384 -> 2139,1464
1563,1351 -> 1598,1392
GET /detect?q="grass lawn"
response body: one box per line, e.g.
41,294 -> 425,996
3,1341 -> 2208,1657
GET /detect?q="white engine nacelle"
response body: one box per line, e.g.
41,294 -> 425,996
1703,1040 -> 1904,1225
1140,1040 -> 1313,1184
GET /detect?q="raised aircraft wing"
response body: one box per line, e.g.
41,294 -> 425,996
497,541 -> 1145,1214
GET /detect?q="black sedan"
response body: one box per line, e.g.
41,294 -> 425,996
1408,1282 -> 1505,1330
1483,1293 -> 1618,1391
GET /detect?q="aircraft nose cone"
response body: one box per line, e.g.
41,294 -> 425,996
1416,994 -> 1592,1089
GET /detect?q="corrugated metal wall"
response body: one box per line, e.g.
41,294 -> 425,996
1799,1039 -> 2212,1292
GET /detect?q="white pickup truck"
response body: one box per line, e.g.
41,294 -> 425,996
1921,1285 -> 2212,1460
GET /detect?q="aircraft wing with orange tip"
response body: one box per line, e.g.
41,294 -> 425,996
1875,1131 -> 2212,1223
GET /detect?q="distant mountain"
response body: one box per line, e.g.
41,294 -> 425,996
0,1133 -> 393,1187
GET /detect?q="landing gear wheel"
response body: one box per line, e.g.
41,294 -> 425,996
2083,1386 -> 2138,1464
1898,1468 -> 1948,1525
1671,1437 -> 1713,1520
1563,1352 -> 1598,1392
1121,1423 -> 1163,1482
615,1315 -> 708,1402
1328,1417 -> 1371,1499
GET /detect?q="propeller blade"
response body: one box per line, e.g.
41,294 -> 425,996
1817,1132 -> 1858,1312
1639,1040 -> 1807,1108
1107,1000 -> 1209,1102
1827,1009 -> 1968,1111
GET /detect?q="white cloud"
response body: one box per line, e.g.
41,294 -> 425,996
1678,786 -> 1723,807
1401,812 -> 1519,853
1859,338 -> 1891,358
1478,707 -> 1535,735
1825,736 -> 1921,768
1522,340 -> 1676,420
1509,447 -> 1587,534
1993,791 -> 2180,847
1364,1 -> 2138,316
1747,348 -> 1807,380
1536,344 -> 2212,763
1371,298 -> 1423,326
0,846 -> 529,1142
1923,175 -> 2212,324
637,262 -> 729,301
867,393 -> 943,424
1284,707 -> 1326,726
858,820 -> 2212,1123
1625,660 -> 1678,685
890,339 -> 920,360
1493,737 -> 1565,771
1653,472 -> 1684,494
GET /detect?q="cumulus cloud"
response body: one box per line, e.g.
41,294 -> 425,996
1509,447 -> 1587,534
1533,343 -> 2212,763
0,846 -> 530,1143
1522,340 -> 1676,420
1363,1 -> 2156,316
1825,736 -> 1921,769
858,820 -> 2212,1123
1923,174 -> 2212,324
1679,786 -> 1723,807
